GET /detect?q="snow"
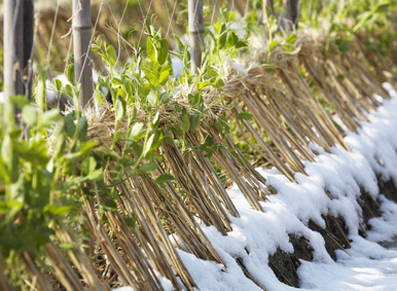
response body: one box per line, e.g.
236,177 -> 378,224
159,83 -> 397,291
114,84 -> 397,291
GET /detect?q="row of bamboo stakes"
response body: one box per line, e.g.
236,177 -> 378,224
2,0 -> 298,110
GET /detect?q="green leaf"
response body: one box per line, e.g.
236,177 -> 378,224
124,217 -> 136,228
147,90 -> 157,105
64,111 -> 76,138
106,44 -> 118,66
53,79 -> 63,92
181,109 -> 190,133
65,84 -> 73,98
155,173 -> 174,188
86,170 -> 103,181
1,135 -> 13,167
143,134 -> 155,158
213,75 -> 225,89
66,63 -> 76,86
188,93 -> 201,108
143,131 -> 163,158
196,81 -> 211,90
171,126 -> 183,136
82,156 -> 97,175
160,92 -> 171,104
235,40 -> 247,49
114,132 -> 126,141
42,109 -> 59,128
152,112 -> 161,128
78,116 -> 88,141
131,107 -> 137,124
129,123 -> 145,141
227,32 -> 238,47
79,140 -> 98,154
59,243 -> 77,252
158,39 -> 169,65
156,173 -> 174,184
103,197 -> 117,211
138,162 -> 158,173
34,73 -> 47,111
147,37 -> 157,63
163,135 -> 174,146
132,142 -> 143,157
22,105 -> 39,127
214,116 -> 229,134
159,65 -> 173,86
190,112 -> 201,131
115,96 -> 126,121
0,201 -> 7,213
286,33 -> 297,44
269,40 -> 279,52
218,24 -> 227,49
237,112 -> 253,121
374,1 -> 390,13
10,95 -> 30,108
92,36 -> 102,51
44,205 -> 71,216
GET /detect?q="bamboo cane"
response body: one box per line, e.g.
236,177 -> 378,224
287,0 -> 299,28
188,0 -> 204,75
262,0 -> 275,38
73,0 -> 93,108
3,0 -> 24,112
23,0 -> 34,100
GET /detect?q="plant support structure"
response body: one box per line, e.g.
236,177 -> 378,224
188,0 -> 204,75
3,0 -> 24,112
73,0 -> 93,108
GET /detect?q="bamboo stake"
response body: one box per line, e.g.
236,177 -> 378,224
262,0 -> 275,38
188,0 -> 204,74
43,243 -> 85,290
73,0 -> 93,108
4,0 -> 24,112
23,0 -> 34,99
286,0 -> 299,29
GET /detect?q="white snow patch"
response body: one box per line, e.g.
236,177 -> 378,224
173,83 -> 397,291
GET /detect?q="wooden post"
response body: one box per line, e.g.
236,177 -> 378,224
73,0 -> 93,109
188,0 -> 204,75
286,0 -> 299,29
3,0 -> 24,107
23,0 -> 34,100
262,0 -> 275,38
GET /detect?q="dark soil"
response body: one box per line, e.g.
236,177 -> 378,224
268,247 -> 302,288
267,177 -> 395,288
308,213 -> 350,261
378,177 -> 397,201
357,188 -> 381,236
268,234 -> 314,288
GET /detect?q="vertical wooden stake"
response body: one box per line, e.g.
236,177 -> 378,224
286,0 -> 299,30
73,0 -> 93,109
23,0 -> 34,100
4,0 -> 24,108
262,0 -> 275,38
188,0 -> 204,75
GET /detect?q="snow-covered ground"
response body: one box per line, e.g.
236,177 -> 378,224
113,83 -> 397,291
